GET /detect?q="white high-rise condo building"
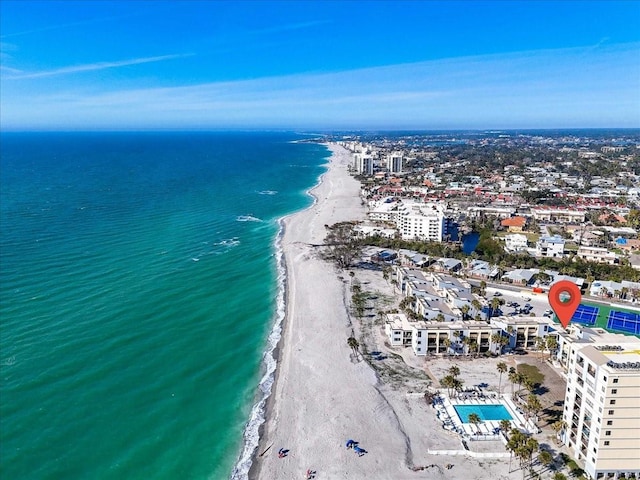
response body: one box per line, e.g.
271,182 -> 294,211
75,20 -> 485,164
354,152 -> 374,175
562,342 -> 640,480
397,202 -> 448,241
386,152 -> 403,173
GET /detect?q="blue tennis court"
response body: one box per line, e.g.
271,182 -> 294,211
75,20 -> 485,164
571,304 -> 598,326
606,310 -> 640,335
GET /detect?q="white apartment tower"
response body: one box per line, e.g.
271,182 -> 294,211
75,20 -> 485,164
354,152 -> 374,175
397,202 -> 447,241
386,152 -> 403,173
562,342 -> 640,479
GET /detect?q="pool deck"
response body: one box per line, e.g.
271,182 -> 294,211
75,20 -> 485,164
434,388 -> 537,439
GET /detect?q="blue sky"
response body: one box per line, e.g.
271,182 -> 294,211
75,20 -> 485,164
1,1 -> 639,130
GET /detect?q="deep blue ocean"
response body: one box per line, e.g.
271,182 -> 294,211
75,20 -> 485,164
0,132 -> 328,479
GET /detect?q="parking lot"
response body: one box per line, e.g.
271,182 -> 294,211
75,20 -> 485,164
485,286 -> 552,318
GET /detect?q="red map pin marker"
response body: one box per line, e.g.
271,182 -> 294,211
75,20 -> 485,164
549,280 -> 582,329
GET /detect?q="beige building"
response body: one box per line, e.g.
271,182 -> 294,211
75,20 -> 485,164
384,314 -> 502,356
577,246 -> 620,265
562,342 -> 640,479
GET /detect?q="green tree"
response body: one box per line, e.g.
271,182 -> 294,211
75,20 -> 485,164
490,297 -> 502,318
449,365 -> 460,378
441,374 -> 456,397
347,336 -> 359,357
546,335 -> 558,361
499,419 -> 512,434
538,450 -> 554,472
496,361 -> 508,394
468,412 -> 482,431
535,336 -> 546,362
525,393 -> 542,420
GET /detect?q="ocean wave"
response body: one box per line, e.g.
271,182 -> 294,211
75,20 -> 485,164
236,215 -> 263,223
257,190 -> 278,196
229,218 -> 286,480
1,355 -> 16,366
214,237 -> 240,249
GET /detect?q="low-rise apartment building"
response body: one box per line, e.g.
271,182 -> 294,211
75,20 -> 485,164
384,315 -> 502,356
576,246 -> 620,265
532,207 -> 587,223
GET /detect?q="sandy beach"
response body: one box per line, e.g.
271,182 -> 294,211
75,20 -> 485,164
250,144 -> 535,480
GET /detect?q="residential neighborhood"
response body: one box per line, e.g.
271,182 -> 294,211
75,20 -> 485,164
320,130 -> 640,480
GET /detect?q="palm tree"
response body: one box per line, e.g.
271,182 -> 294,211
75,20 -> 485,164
546,335 -> 558,361
508,367 -> 518,395
551,420 -> 567,444
496,361 -> 507,394
514,372 -> 527,396
471,298 -> 483,317
524,378 -> 535,394
490,297 -> 502,318
460,304 -> 470,320
452,330 -> 462,352
538,450 -> 554,472
441,374 -> 455,397
468,340 -> 479,357
382,266 -> 391,284
347,336 -> 359,357
442,337 -> 451,356
525,393 -> 542,420
468,412 -> 481,432
535,336 -> 546,362
448,365 -> 460,378
499,419 -> 512,435
451,377 -> 464,398
462,336 -> 473,355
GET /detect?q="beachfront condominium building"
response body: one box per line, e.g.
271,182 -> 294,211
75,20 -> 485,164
562,342 -> 640,479
490,317 -> 552,350
384,314 -> 502,356
354,152 -> 374,175
386,152 -> 403,173
397,202 -> 448,241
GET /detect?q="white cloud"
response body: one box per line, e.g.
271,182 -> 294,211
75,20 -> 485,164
2,43 -> 639,129
5,53 -> 193,79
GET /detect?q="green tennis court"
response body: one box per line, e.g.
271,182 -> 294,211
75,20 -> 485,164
553,301 -> 640,337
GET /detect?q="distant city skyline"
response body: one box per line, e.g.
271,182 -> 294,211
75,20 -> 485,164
1,1 -> 639,130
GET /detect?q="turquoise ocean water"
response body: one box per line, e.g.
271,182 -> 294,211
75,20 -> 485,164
0,132 -> 327,479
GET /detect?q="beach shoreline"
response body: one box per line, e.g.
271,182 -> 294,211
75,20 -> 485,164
239,142 -> 555,480
247,142 -> 374,479
244,143 -> 335,480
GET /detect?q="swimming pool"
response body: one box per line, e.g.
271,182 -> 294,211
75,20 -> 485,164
453,404 -> 513,423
